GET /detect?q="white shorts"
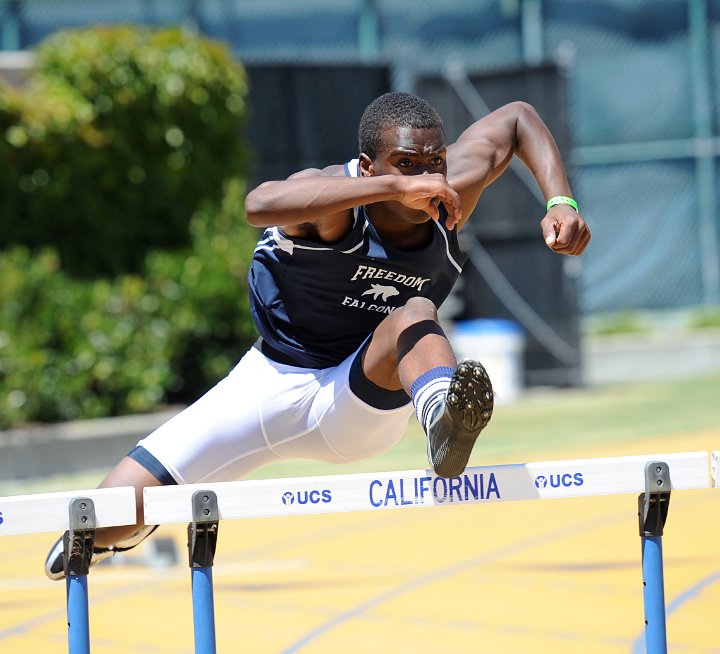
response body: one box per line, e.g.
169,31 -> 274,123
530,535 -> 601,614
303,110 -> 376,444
134,346 -> 414,484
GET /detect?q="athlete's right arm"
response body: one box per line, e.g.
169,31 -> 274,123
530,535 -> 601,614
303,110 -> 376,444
245,167 -> 461,232
246,167 -> 387,229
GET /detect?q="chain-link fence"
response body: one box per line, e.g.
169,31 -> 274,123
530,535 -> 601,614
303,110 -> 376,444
1,0 -> 719,315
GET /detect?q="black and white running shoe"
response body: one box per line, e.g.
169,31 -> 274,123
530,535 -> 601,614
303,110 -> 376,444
426,360 -> 494,478
45,525 -> 158,581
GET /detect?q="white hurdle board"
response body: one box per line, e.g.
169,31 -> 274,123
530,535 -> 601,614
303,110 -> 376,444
713,451 -> 720,488
0,486 -> 136,537
144,451 -> 710,525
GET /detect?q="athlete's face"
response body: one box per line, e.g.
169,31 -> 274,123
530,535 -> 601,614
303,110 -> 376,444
363,125 -> 447,178
360,125 -> 447,224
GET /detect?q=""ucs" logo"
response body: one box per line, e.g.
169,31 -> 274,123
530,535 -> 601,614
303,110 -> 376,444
281,489 -> 332,506
534,472 -> 584,489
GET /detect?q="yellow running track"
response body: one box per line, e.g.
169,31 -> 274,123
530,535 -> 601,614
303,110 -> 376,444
1,430 -> 718,654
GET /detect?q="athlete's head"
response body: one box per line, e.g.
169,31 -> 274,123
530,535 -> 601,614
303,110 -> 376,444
358,92 -> 444,160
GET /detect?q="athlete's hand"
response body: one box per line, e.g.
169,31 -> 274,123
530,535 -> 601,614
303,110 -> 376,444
541,205 -> 591,256
398,174 -> 463,229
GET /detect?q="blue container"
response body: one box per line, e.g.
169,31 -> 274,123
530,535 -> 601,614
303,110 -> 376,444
450,319 -> 525,404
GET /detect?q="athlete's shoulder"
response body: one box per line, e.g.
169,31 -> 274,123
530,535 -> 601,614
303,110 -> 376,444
287,163 -> 348,180
313,161 -> 357,177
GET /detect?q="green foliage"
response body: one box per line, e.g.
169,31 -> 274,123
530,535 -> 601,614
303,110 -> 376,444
145,179 -> 258,401
0,246 -> 170,425
687,308 -> 720,330
0,26 -> 248,276
0,180 -> 258,428
585,311 -> 649,337
0,26 -> 259,427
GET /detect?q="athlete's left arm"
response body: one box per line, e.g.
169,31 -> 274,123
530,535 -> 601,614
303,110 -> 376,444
446,101 -> 590,256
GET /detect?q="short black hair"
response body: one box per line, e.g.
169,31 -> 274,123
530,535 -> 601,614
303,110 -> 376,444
358,92 -> 444,159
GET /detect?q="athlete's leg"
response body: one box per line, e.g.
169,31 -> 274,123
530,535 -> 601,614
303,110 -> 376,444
362,296 -> 455,391
46,346 -> 270,581
45,456 -> 164,580
362,296 -> 494,478
94,456 -> 164,546
47,344 -> 409,580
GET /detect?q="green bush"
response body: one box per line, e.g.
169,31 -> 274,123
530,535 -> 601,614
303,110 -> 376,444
0,26 -> 260,427
688,309 -> 720,330
0,26 -> 248,276
0,246 -> 171,425
0,179 -> 258,428
145,179 -> 258,402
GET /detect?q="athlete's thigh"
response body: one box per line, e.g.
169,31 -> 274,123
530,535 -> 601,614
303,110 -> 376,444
303,352 -> 414,463
138,347 -> 328,481
138,348 -> 355,483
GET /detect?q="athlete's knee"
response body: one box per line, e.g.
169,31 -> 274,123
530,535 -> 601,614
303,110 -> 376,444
394,298 -> 446,360
368,297 -> 443,368
395,296 -> 439,326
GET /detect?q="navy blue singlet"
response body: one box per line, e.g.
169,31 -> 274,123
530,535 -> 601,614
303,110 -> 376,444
248,160 -> 468,369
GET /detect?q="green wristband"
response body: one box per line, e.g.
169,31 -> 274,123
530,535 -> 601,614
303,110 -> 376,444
546,195 -> 578,212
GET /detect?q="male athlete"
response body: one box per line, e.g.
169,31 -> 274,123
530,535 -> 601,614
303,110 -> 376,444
46,92 -> 589,579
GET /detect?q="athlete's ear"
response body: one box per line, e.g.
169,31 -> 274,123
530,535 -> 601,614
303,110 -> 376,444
359,153 -> 374,177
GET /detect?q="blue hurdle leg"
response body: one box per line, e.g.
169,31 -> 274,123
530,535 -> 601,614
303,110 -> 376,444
64,498 -> 96,654
188,490 -> 219,654
192,566 -> 217,653
638,462 -> 671,654
642,535 -> 668,654
66,574 -> 91,654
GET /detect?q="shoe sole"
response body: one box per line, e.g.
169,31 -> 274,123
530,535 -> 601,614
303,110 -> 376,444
45,534 -> 117,581
45,525 -> 159,581
431,360 -> 494,478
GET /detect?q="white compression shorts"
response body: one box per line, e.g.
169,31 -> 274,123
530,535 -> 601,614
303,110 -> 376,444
134,345 -> 414,484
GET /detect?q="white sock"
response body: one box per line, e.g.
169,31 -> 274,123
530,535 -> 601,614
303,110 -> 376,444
410,366 -> 454,433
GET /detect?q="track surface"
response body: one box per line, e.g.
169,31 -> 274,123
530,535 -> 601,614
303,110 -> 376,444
1,430 -> 718,653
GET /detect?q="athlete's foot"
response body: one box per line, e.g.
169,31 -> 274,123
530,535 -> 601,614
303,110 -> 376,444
45,525 -> 158,581
425,360 -> 494,478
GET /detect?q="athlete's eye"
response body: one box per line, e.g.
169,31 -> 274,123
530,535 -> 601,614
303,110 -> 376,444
431,157 -> 444,166
397,159 -> 413,168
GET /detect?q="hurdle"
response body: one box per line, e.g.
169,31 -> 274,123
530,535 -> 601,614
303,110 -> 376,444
0,486 -> 136,654
144,450 -> 712,654
0,452 -> 715,653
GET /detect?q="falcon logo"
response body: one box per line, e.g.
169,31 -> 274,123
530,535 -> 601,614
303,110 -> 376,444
362,284 -> 399,301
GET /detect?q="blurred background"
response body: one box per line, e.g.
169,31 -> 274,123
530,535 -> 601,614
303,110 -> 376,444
1,5 -> 719,653
0,0 -> 719,481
